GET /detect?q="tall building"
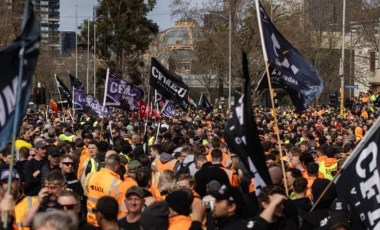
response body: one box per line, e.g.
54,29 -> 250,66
59,31 -> 75,54
34,0 -> 60,50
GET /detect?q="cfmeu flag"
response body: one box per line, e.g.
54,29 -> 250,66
224,53 -> 272,195
0,0 -> 40,150
104,71 -> 144,111
256,0 -> 324,113
69,73 -> 85,91
150,58 -> 189,105
335,117 -> 380,229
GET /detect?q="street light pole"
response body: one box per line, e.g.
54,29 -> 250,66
228,13 -> 232,109
339,0 -> 346,116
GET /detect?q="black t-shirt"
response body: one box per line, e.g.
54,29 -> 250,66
118,218 -> 140,230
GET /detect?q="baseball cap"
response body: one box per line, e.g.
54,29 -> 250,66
35,140 -> 48,148
47,146 -> 61,157
128,160 -> 142,173
1,169 -> 20,180
126,186 -> 144,198
211,184 -> 245,212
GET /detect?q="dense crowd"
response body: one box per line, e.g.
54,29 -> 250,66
0,91 -> 378,230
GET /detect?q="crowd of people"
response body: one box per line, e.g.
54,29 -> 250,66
0,91 -> 378,230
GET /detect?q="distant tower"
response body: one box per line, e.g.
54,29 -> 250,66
34,0 -> 60,50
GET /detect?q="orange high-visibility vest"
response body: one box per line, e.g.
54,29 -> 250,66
77,147 -> 89,179
85,168 -> 122,227
15,196 -> 38,230
154,158 -> 178,172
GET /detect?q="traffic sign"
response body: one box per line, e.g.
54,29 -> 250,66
345,84 -> 358,89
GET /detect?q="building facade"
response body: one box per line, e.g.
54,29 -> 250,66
34,0 -> 60,50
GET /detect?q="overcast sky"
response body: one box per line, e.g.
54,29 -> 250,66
60,0 -> 204,32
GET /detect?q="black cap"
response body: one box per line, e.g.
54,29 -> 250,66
211,185 -> 245,213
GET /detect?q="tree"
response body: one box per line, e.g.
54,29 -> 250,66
92,0 -> 159,84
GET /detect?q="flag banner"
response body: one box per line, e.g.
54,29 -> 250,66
154,90 -> 163,104
0,0 -> 40,150
257,1 -> 324,112
334,117 -> 380,229
188,95 -> 198,108
73,88 -> 109,118
55,76 -> 72,102
105,72 -> 144,111
50,99 -> 58,113
150,57 -> 189,105
137,100 -> 152,119
198,93 -> 213,114
161,100 -> 178,118
69,73 -> 85,91
224,53 -> 272,195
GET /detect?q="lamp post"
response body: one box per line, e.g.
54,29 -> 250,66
339,0 -> 346,116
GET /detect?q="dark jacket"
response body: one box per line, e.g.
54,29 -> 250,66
23,158 -> 47,196
215,215 -> 248,230
194,162 -> 230,197
300,179 -> 337,230
41,164 -> 61,184
246,215 -> 297,230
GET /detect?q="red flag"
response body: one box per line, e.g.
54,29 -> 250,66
50,99 -> 58,113
138,100 -> 148,118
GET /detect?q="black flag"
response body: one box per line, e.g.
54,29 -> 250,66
224,53 -> 272,195
257,1 -> 324,113
69,73 -> 85,91
198,93 -> 213,114
0,0 -> 40,150
335,117 -> 380,229
55,76 -> 71,102
150,58 -> 189,105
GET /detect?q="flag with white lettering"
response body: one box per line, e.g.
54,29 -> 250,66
73,88 -> 109,118
257,1 -> 324,113
198,93 -> 213,114
161,100 -> 178,118
224,53 -> 272,195
55,76 -> 71,102
334,117 -> 380,229
0,0 -> 40,150
69,73 -> 85,91
150,58 -> 189,105
105,71 -> 144,111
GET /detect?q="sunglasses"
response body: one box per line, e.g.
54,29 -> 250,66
61,203 -> 78,210
61,162 -> 74,166
92,208 -> 99,213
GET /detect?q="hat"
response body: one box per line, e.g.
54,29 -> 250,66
128,160 -> 142,173
166,190 -> 193,216
126,186 -> 144,198
82,132 -> 93,139
1,169 -> 20,180
206,180 -> 221,194
211,184 -> 245,211
327,199 -> 351,230
47,146 -> 61,157
126,125 -> 135,135
140,201 -> 169,230
35,140 -> 48,148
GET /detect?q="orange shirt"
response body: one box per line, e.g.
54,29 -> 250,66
168,215 -> 192,230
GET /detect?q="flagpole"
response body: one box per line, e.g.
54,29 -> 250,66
100,69 -> 110,138
3,0 -> 33,226
86,19 -> 90,94
93,22 -> 96,97
255,0 -> 288,195
75,5 -> 78,79
154,123 -> 161,144
72,87 -> 76,125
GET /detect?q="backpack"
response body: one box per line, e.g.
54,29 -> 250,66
176,160 -> 194,176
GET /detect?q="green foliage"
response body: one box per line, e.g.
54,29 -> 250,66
88,0 -> 159,84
